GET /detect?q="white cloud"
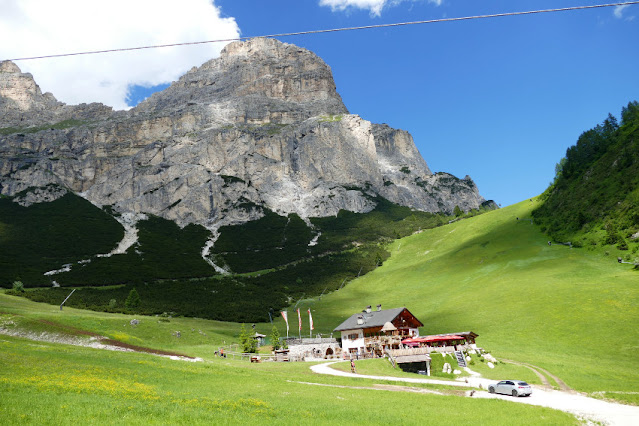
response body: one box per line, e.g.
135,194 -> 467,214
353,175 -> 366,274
319,0 -> 442,17
0,0 -> 240,110
612,4 -> 635,21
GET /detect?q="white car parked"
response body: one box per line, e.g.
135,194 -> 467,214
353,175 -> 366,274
488,380 -> 532,397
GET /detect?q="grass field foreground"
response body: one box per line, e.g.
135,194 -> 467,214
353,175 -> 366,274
0,330 -> 578,425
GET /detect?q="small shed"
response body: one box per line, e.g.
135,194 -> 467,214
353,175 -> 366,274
253,332 -> 266,347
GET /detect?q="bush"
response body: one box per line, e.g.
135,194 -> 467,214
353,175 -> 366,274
11,281 -> 24,292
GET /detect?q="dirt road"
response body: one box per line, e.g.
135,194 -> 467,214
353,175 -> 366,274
311,362 -> 639,425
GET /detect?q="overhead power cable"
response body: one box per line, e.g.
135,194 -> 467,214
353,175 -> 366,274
6,1 -> 639,62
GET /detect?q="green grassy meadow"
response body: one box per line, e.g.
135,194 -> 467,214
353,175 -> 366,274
302,198 -> 639,402
0,295 -> 578,425
1,196 -> 637,422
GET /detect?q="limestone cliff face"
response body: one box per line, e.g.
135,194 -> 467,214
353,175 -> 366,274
0,38 -> 490,227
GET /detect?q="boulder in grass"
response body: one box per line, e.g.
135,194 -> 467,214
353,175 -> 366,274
484,353 -> 497,363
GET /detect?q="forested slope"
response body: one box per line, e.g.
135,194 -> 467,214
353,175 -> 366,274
533,101 -> 639,258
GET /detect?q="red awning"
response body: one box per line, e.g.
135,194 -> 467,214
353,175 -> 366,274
402,335 -> 465,345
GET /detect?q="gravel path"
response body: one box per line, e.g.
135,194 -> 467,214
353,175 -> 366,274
0,328 -> 200,362
311,362 -> 639,425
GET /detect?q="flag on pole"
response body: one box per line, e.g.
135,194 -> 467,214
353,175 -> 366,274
281,311 -> 289,338
308,309 -> 314,331
297,308 -> 302,337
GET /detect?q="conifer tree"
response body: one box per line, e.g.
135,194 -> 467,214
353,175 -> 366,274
238,324 -> 257,353
270,326 -> 281,351
125,288 -> 141,309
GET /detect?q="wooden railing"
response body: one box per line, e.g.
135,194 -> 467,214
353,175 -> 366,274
389,347 -> 431,357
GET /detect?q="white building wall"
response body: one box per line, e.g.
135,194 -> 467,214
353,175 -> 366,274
341,329 -> 365,353
288,342 -> 340,359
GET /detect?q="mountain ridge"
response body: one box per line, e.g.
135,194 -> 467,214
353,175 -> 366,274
1,38 -> 493,228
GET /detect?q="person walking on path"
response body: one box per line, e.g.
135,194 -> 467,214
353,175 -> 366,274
350,359 -> 356,374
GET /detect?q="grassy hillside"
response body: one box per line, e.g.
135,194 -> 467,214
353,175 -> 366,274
300,199 -> 639,403
0,293 -> 578,424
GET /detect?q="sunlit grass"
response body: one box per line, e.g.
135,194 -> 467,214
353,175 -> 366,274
0,333 -> 577,425
305,198 -> 639,403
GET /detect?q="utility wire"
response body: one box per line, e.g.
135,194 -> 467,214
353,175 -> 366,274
6,1 -> 639,62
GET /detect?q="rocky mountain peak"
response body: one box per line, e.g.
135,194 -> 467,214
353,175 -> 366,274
135,38 -> 347,124
0,60 -> 113,128
0,60 -> 61,116
0,60 -> 21,73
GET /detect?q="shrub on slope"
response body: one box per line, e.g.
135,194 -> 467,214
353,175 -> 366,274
0,191 -> 123,287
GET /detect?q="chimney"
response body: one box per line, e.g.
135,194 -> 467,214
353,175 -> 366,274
366,305 -> 372,313
357,315 -> 364,325
377,304 -> 382,312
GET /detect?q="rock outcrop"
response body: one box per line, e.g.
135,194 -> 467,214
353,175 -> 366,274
0,60 -> 114,128
0,38 -> 492,227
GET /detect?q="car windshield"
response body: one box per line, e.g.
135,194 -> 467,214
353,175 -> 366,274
517,382 -> 529,386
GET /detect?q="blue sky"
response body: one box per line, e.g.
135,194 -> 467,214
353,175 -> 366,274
200,0 -> 637,207
4,0 -> 637,207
